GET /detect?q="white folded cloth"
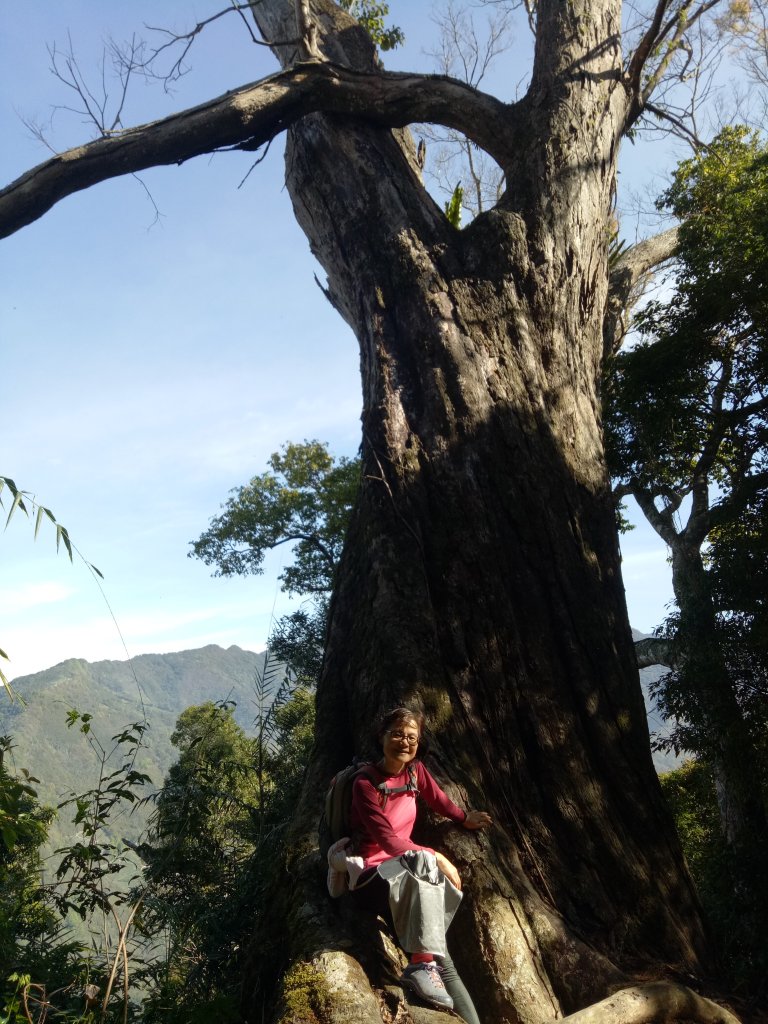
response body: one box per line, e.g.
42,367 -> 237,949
326,836 -> 366,897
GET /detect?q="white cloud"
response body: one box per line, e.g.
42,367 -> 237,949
3,584 -> 292,682
0,581 -> 75,615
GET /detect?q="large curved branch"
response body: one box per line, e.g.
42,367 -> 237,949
603,226 -> 679,356
635,636 -> 680,670
709,470 -> 768,533
0,62 -> 517,239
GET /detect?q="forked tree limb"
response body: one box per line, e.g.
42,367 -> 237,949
560,981 -> 741,1024
625,0 -> 671,98
0,62 -> 517,239
604,226 -> 679,356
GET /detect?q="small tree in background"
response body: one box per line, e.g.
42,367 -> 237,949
192,440 -> 359,685
139,703 -> 258,1014
1,715 -> 154,1023
139,693 -> 314,1024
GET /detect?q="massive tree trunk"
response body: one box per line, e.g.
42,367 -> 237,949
240,2 -> 722,1023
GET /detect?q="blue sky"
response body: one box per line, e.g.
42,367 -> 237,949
1,2 -> 683,681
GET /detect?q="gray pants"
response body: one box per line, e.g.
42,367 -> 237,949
377,850 -> 462,956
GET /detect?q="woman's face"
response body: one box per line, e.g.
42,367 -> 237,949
380,716 -> 420,771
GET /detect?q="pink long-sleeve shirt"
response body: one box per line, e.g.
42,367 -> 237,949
349,761 -> 466,868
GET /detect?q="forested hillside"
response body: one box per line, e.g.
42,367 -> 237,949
1,645 -> 267,850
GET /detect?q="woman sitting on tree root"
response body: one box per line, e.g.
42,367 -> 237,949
329,706 -> 491,1020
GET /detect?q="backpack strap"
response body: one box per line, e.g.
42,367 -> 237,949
372,762 -> 420,808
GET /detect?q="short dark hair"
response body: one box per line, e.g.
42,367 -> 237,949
374,707 -> 429,756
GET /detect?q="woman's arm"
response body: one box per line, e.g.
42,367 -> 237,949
417,764 -> 492,830
416,763 -> 467,823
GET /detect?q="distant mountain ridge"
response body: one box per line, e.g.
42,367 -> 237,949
7,644 -> 268,727
1,645 -> 269,850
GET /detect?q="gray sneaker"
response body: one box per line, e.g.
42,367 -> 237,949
400,961 -> 454,1010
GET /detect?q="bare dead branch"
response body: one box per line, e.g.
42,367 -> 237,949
643,100 -> 707,146
638,0 -> 724,110
644,0 -> 723,104
105,35 -> 144,131
425,1 -> 514,90
237,138 -> 274,188
49,34 -> 109,131
17,111 -> 58,156
624,0 -> 726,131
130,173 -> 163,228
0,63 -> 519,239
142,5 -> 297,88
417,2 -> 512,214
34,31 -> 149,146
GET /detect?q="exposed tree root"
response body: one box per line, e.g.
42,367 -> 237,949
270,942 -> 742,1024
560,982 -> 741,1024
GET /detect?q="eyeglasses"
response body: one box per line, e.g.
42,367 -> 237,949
387,730 -> 419,745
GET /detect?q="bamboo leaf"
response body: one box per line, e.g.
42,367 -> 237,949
60,527 -> 74,561
5,488 -> 27,529
34,503 -> 45,539
55,523 -> 74,561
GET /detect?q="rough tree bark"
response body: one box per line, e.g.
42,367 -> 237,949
0,1 -> 743,1022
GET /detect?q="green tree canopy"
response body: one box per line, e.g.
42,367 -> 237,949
607,127 -> 767,526
140,702 -> 259,1014
605,129 -> 768,739
0,739 -> 55,975
190,440 -> 359,597
145,702 -> 258,894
